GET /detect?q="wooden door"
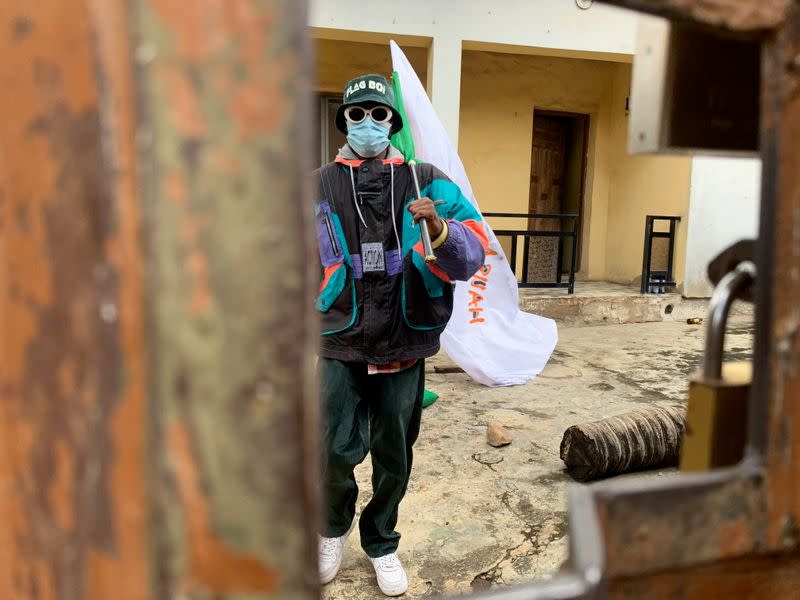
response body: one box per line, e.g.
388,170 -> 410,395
530,115 -> 567,228
528,115 -> 567,280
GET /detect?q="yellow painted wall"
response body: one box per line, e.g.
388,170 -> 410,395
314,38 -> 428,94
459,50 -> 692,284
460,50 -> 617,277
605,63 -> 691,286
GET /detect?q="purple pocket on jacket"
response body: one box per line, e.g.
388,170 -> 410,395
386,248 -> 403,276
316,201 -> 341,267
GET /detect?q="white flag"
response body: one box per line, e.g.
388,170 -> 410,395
391,40 -> 558,387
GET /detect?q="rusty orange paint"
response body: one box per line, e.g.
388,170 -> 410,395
1,2 -> 90,598
228,74 -> 291,137
0,0 -> 62,377
88,0 -> 150,597
155,64 -> 208,138
48,442 -> 76,531
227,0 -> 278,66
168,422 -> 281,594
0,39 -> 60,387
764,4 -> 800,550
186,250 -> 213,315
212,149 -> 243,174
177,213 -> 214,316
32,562 -> 55,600
56,361 -> 77,399
229,3 -> 292,136
0,410 -> 39,599
611,551 -> 800,599
148,0 -> 292,138
2,0 -> 151,598
717,518 -> 752,555
164,169 -> 188,204
6,0 -> 316,598
149,0 -> 229,62
136,0 -> 317,595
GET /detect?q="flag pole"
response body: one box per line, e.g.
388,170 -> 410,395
408,160 -> 437,263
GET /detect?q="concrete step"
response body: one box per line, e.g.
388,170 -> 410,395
518,284 -> 752,327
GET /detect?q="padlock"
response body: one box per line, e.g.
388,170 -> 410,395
680,262 -> 755,472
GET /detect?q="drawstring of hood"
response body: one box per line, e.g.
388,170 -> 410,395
348,163 -> 367,228
338,143 -> 404,252
390,163 -> 401,253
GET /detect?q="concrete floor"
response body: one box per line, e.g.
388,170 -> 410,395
321,313 -> 754,599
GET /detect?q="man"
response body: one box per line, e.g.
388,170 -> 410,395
315,73 -> 487,596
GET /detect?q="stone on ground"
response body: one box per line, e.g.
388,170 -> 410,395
487,423 -> 513,447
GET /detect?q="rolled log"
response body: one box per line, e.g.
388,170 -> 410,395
560,406 -> 686,482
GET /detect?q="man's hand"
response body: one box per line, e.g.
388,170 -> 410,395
407,198 -> 444,238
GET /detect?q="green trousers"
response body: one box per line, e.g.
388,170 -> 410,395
319,358 -> 424,558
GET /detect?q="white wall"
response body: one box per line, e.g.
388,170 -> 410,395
310,0 -> 638,144
310,0 -> 638,53
683,157 -> 761,297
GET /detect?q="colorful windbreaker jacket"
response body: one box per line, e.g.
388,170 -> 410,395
314,144 -> 488,364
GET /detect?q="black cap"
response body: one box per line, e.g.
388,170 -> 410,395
335,74 -> 404,135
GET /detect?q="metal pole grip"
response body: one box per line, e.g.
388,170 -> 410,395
408,161 -> 437,264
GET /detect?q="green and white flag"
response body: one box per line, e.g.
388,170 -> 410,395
390,40 -> 557,387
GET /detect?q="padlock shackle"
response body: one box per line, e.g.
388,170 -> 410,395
704,261 -> 756,380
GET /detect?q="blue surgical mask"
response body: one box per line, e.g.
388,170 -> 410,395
347,118 -> 391,158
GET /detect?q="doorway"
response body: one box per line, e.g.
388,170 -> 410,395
528,110 -> 589,281
314,94 -> 346,168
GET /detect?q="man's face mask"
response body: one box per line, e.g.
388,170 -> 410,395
345,105 -> 392,157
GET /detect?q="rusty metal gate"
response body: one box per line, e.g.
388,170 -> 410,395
1,1 -> 317,598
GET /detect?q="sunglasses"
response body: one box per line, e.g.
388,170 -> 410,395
344,105 -> 393,125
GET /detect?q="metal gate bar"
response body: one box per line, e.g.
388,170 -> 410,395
640,215 -> 681,294
484,212 -> 580,293
0,1 -> 318,598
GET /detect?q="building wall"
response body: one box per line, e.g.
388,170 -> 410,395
314,38 -> 428,95
311,0 -> 638,144
683,157 -> 761,297
459,50 -> 616,277
311,0 -> 637,56
459,52 -> 692,282
604,64 -> 692,286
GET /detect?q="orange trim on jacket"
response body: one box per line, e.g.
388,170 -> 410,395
334,156 -> 405,167
461,219 -> 490,251
320,263 -> 341,292
413,241 -> 451,283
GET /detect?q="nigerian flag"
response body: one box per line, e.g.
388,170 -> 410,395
389,41 -> 557,387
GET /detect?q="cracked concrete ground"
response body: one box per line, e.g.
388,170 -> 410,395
321,311 -> 754,599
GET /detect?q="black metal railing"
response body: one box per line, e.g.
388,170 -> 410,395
640,215 -> 681,294
483,212 -> 579,294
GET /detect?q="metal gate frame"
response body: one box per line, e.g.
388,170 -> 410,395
0,1 -> 318,598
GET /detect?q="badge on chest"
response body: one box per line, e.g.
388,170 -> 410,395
361,242 -> 386,273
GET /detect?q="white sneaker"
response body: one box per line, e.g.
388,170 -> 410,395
370,553 -> 408,596
318,523 -> 354,584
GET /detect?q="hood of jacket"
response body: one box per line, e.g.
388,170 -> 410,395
336,143 -> 405,163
